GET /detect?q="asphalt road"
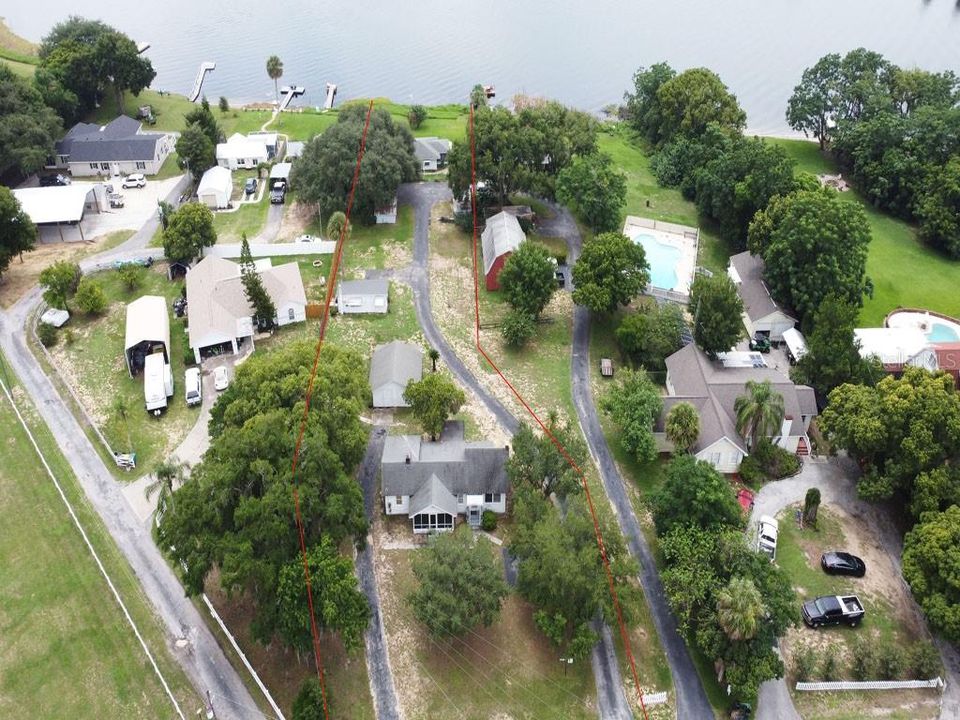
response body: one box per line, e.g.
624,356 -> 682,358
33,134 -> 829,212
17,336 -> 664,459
400,183 -> 634,720
541,202 -> 715,719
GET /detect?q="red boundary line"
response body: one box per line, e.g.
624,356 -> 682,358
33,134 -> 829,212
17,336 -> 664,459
288,99 -> 375,720
468,105 -> 650,719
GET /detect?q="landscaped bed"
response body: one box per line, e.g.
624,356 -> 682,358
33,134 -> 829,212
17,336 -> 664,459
776,504 -> 941,720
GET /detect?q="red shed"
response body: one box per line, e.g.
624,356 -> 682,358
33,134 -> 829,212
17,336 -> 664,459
481,211 -> 525,291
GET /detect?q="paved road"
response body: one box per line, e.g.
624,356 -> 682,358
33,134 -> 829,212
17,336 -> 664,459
0,312 -> 259,720
541,200 -> 714,719
399,183 -> 634,720
356,426 -> 402,720
750,457 -> 960,720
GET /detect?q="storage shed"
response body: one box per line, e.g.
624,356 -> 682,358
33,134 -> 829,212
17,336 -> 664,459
481,211 -> 525,290
125,295 -> 170,376
197,166 -> 233,209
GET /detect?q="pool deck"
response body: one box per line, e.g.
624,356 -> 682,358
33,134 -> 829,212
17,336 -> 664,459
623,215 -> 699,298
886,309 -> 960,343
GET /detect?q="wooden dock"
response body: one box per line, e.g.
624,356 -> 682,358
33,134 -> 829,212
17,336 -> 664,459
324,83 -> 338,110
189,62 -> 216,103
278,85 -> 305,112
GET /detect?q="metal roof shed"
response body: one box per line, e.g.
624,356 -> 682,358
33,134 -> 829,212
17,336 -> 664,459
124,295 -> 171,376
12,185 -> 98,241
782,328 -> 808,363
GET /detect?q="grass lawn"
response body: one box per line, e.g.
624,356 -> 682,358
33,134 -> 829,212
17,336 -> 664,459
48,265 -> 196,480
0,353 -> 197,718
768,138 -> 960,326
0,56 -> 36,78
212,196 -> 271,243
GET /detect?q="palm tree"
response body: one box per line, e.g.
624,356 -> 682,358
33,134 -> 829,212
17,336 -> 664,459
428,348 -> 441,373
266,55 -> 284,105
716,576 -> 765,641
146,460 -> 187,521
665,401 -> 699,453
734,379 -> 785,450
326,211 -> 351,243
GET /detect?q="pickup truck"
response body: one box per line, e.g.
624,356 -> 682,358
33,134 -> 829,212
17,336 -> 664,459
802,594 -> 864,628
269,179 -> 287,204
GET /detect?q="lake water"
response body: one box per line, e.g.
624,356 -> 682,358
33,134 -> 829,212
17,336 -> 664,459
8,1 -> 960,134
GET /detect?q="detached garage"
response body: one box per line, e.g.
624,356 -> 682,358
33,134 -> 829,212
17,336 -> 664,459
198,166 -> 233,209
125,295 -> 170,376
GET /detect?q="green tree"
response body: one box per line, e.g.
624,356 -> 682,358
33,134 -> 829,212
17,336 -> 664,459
802,487 -> 821,527
665,401 -> 700,453
291,105 -> 419,225
73,277 -> 107,315
902,506 -> 960,643
470,84 -> 488,109
38,260 -> 81,310
786,53 -> 842,149
497,241 -> 556,317
688,272 -> 744,358
716,576 -> 765,641
276,536 -> 370,652
601,368 -> 662,463
507,416 -> 586,501
266,55 -> 284,104
292,678 -> 327,720
500,309 -> 536,348
748,189 -> 872,327
408,527 -> 508,638
615,302 -> 686,371
571,232 -> 650,314
403,372 -> 466,440
734,380 -> 785,451
325,211 -> 351,243
651,454 -> 744,536
0,187 -> 37,280
655,68 -> 746,144
116,263 -> 146,292
184,98 -> 222,147
0,65 -> 62,177
162,202 -> 217,264
158,342 -> 369,645
218,96 -> 229,113
624,62 -> 677,144
917,156 -> 960,258
407,104 -> 428,129
556,153 -> 627,233
175,124 -> 215,175
239,234 -> 277,330
791,294 -> 882,397
427,348 -> 440,373
146,460 -> 185,521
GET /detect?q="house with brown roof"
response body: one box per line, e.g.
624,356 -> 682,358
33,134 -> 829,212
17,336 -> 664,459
655,344 -> 817,473
185,256 -> 307,363
728,252 -> 797,343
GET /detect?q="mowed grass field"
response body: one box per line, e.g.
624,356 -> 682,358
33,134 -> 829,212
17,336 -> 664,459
0,360 -> 196,718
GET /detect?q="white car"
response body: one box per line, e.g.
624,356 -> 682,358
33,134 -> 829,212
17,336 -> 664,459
122,173 -> 146,189
756,515 -> 779,561
296,234 -> 317,243
213,366 -> 229,391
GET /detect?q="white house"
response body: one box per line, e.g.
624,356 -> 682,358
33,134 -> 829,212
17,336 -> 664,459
654,344 -> 818,473
381,421 -> 508,533
197,166 -> 233,209
337,278 -> 389,314
216,133 -> 270,170
247,131 -> 281,159
728,252 -> 797,343
186,256 -> 307,363
51,115 -> 174,177
414,137 -> 452,172
370,341 -> 423,408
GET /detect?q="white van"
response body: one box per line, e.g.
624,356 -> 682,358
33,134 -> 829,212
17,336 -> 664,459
756,515 -> 779,561
185,367 -> 202,407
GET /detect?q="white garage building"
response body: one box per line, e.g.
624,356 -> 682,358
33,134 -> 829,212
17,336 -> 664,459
124,295 -> 170,376
197,166 -> 233,209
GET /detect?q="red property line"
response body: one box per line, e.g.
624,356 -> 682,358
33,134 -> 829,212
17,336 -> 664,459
467,105 -> 650,719
288,99 -> 375,720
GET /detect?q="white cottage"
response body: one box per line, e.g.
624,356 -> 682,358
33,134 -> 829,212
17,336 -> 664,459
728,252 -> 797,343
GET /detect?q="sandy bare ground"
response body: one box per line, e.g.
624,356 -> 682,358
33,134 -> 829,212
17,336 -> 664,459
275,201 -> 316,242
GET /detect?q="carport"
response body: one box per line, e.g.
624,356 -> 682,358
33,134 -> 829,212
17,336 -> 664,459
124,295 -> 170,376
12,185 -> 100,242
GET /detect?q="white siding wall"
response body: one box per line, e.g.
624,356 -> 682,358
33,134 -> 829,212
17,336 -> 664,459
70,158 -> 164,177
217,155 -> 267,171
696,438 -> 745,474
456,493 -> 506,514
384,495 -> 409,515
754,312 -> 796,342
275,302 -> 306,328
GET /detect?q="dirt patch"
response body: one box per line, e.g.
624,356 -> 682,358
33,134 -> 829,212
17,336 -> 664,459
276,201 -> 316,242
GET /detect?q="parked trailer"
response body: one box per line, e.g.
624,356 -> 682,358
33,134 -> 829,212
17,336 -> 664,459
144,352 -> 173,414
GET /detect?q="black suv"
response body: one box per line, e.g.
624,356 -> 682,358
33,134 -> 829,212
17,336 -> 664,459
244,177 -> 258,195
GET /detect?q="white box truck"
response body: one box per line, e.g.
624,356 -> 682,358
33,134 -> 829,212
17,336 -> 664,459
144,352 -> 173,414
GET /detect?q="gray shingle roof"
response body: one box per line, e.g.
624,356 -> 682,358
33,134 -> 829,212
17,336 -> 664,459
662,344 -> 816,453
414,137 -> 452,163
56,115 -> 167,163
339,278 -> 388,296
481,211 -> 525,276
370,341 -> 423,392
382,421 -> 508,497
729,252 -> 796,324
408,474 -> 458,517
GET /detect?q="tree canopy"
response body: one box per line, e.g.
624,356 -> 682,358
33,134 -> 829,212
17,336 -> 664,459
615,302 -> 686,371
624,62 -> 677,144
162,202 -> 217,264
497,241 -> 557,318
748,189 -> 871,327
688,272 -> 744,359
291,105 -> 419,225
902,505 -> 960,643
38,260 -> 80,310
0,65 -> 62,178
601,368 -> 662,464
403,372 -> 466,440
408,528 -> 508,638
507,417 -> 586,502
734,380 -> 785,451
556,152 -> 627,233
665,401 -> 700,453
240,235 -> 277,330
158,342 -> 370,646
651,454 -> 745,536
0,187 -> 36,281
571,232 -> 649,314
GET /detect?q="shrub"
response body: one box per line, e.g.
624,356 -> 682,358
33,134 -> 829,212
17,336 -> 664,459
407,104 -> 428,130
501,310 -> 536,348
117,264 -> 146,292
63,328 -> 76,345
851,638 -> 876,680
739,438 -> 801,484
877,643 -> 906,680
820,648 -> 838,680
218,96 -> 229,113
481,510 -> 497,532
37,322 -> 57,347
794,646 -> 817,681
454,210 -> 473,232
908,641 -> 942,679
74,278 -> 108,316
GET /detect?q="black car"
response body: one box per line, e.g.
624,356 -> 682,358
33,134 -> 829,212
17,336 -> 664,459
820,551 -> 866,577
39,173 -> 71,187
244,177 -> 258,195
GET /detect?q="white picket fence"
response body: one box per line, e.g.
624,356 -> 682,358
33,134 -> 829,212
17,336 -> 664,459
796,677 -> 944,692
205,240 -> 336,258
642,690 -> 669,706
